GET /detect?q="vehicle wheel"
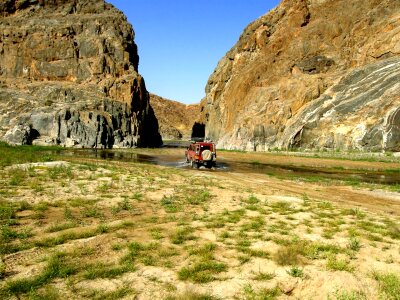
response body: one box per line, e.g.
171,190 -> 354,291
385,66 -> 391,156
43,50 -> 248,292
191,160 -> 199,169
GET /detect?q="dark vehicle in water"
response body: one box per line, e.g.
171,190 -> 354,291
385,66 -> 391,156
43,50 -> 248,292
185,141 -> 216,168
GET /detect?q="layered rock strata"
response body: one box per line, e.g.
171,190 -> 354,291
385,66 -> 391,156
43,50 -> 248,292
200,0 -> 400,151
150,93 -> 200,140
0,0 -> 161,148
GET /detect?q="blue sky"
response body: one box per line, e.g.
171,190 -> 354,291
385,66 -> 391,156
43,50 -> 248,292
107,1 -> 281,104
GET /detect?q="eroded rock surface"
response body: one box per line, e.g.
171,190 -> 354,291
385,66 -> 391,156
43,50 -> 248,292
200,0 -> 400,151
0,0 -> 161,148
150,94 -> 200,140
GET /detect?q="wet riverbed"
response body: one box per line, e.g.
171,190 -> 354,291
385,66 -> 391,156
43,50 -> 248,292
55,149 -> 399,186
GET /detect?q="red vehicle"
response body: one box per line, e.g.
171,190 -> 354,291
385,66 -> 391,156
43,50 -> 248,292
185,141 -> 216,168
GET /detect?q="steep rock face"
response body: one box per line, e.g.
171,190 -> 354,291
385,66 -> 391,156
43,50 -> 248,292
0,0 -> 162,148
201,0 -> 400,151
150,94 -> 200,140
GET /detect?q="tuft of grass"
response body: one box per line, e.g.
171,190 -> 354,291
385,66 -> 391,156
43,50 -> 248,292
241,216 -> 266,232
326,255 -> 354,272
242,284 -> 280,300
347,238 -> 361,252
111,198 -> 133,214
84,263 -> 133,280
2,252 -> 78,296
45,222 -> 76,233
188,243 -> 216,260
179,242 -> 226,283
81,205 -> 103,219
178,260 -> 227,283
161,195 -> 182,213
35,229 -> 99,248
87,286 -> 136,300
273,239 -> 308,266
186,190 -> 211,205
372,271 -> 400,300
149,228 -> 164,240
242,195 -> 260,205
27,286 -> 60,300
9,168 -> 27,186
305,242 -> 341,260
270,201 -> 294,215
47,165 -> 73,180
170,226 -> 196,244
252,270 -> 275,281
287,266 -> 304,278
346,208 -> 366,219
330,289 -> 366,300
165,291 -> 219,300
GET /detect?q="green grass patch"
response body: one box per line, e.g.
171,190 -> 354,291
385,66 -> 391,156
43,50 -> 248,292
242,284 -> 280,300
178,260 -> 227,283
161,195 -> 182,213
1,252 -> 78,296
45,222 -> 76,233
186,190 -> 212,205
372,271 -> 400,300
170,226 -> 196,244
287,266 -> 304,278
0,142 -> 61,168
84,262 -> 133,279
252,271 -> 275,281
326,255 -> 354,272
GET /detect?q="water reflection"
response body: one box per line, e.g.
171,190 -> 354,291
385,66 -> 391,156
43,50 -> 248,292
55,149 -> 399,186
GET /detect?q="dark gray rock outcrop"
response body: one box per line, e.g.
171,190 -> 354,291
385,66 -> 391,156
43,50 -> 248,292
0,0 -> 162,148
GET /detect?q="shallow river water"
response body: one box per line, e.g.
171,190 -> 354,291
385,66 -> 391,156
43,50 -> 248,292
55,148 -> 400,186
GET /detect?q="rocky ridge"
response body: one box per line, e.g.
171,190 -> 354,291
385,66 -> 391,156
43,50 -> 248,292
0,0 -> 162,148
150,93 -> 200,140
200,0 -> 400,151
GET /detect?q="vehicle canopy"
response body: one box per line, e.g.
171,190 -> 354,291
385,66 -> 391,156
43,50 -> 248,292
188,142 -> 215,152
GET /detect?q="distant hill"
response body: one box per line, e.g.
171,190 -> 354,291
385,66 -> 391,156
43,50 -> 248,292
150,94 -> 200,140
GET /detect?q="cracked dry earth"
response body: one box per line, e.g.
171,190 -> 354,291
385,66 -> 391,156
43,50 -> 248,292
0,148 -> 399,299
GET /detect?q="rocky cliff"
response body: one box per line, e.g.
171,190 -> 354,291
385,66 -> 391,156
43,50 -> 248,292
201,0 -> 400,151
0,0 -> 162,148
150,93 -> 200,140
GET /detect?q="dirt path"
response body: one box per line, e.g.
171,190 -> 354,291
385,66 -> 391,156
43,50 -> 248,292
214,170 -> 400,215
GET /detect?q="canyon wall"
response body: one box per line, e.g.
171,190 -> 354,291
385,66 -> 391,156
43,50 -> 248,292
201,0 -> 400,151
150,93 -> 200,140
0,0 -> 162,148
